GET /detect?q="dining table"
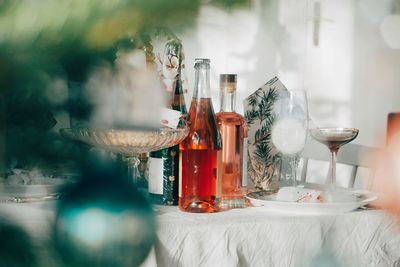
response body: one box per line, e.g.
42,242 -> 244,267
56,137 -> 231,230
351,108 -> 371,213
2,200 -> 399,267
141,205 -> 400,267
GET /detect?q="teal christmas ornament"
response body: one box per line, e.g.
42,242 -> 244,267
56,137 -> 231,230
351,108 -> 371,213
53,157 -> 155,267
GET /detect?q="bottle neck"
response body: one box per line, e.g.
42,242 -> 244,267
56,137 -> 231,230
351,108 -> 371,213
171,75 -> 187,114
193,67 -> 211,98
220,91 -> 236,112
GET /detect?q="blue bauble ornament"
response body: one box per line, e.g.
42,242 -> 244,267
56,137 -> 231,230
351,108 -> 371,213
53,156 -> 155,267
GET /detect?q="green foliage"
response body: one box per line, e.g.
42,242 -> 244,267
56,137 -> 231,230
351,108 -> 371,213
244,86 -> 279,182
245,87 -> 279,143
247,90 -> 260,108
210,0 -> 251,9
0,0 -> 249,50
254,142 -> 271,162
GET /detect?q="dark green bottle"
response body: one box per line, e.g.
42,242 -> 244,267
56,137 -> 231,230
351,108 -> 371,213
148,40 -> 187,205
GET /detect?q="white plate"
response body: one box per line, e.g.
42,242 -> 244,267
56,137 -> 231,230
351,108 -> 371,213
0,176 -> 78,203
246,190 -> 378,215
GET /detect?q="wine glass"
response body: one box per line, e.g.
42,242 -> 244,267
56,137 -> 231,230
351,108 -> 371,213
310,127 -> 359,192
271,90 -> 309,187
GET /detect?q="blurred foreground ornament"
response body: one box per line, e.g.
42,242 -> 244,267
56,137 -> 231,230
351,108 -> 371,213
0,221 -> 38,267
370,134 -> 400,218
53,158 -> 156,267
380,1 -> 400,49
380,14 -> 400,49
367,112 -> 400,218
85,61 -> 165,131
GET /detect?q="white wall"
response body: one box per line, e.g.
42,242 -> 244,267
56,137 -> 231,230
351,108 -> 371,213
181,0 -> 400,147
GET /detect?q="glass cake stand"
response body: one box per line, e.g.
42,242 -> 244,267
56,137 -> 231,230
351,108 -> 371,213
60,127 -> 189,187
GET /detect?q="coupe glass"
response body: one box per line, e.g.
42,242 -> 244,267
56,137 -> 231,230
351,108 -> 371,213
60,127 -> 189,187
310,127 -> 359,192
271,90 -> 309,187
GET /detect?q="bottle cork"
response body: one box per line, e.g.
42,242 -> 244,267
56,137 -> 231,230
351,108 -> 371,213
220,74 -> 237,93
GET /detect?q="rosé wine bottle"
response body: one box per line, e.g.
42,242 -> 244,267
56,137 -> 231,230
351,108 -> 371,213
216,74 -> 248,209
179,58 -> 221,213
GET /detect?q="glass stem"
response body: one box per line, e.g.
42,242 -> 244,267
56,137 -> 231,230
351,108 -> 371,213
330,149 -> 338,190
125,155 -> 141,186
291,156 -> 298,187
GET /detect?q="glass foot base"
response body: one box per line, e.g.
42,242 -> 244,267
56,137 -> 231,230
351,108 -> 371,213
218,197 -> 246,210
179,200 -> 216,213
279,180 -> 303,188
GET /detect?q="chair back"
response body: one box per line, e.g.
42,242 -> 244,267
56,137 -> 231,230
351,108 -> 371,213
300,139 -> 380,189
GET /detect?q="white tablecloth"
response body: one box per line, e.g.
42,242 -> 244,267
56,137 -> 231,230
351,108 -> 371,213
1,202 -> 400,267
142,206 -> 400,267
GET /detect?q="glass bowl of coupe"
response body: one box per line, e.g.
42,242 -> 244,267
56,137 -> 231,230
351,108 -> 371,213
60,126 -> 189,188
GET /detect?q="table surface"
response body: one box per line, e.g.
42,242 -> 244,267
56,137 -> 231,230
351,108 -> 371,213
142,206 -> 400,267
1,202 -> 400,267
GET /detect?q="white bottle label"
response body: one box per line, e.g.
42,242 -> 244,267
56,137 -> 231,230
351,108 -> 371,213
242,138 -> 248,187
148,157 -> 164,194
160,108 -> 182,129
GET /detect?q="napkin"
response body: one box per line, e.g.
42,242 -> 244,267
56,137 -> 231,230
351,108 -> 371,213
276,187 -> 324,203
243,77 -> 287,190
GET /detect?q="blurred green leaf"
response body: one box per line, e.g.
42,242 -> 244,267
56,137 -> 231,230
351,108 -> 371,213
0,0 -> 249,168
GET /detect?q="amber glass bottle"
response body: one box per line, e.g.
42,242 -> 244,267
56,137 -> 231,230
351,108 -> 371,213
179,58 -> 221,213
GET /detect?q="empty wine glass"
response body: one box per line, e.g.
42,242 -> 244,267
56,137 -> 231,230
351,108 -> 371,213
271,90 -> 309,187
310,127 -> 359,193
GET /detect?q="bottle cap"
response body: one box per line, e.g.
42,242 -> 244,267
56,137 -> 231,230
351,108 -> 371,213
194,58 -> 210,69
220,74 -> 237,93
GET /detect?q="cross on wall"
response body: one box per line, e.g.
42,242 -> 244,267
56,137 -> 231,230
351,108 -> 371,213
312,1 -> 334,46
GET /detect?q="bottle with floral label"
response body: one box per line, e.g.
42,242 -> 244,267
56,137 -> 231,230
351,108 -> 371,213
148,39 -> 187,205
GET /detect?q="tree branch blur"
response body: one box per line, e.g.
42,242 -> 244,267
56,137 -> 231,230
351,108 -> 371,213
0,0 -> 249,170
